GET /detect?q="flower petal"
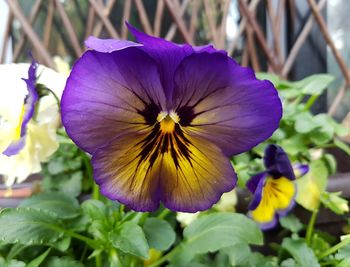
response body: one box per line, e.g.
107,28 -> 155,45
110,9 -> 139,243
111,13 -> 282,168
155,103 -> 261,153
159,130 -> 236,212
246,172 -> 267,193
3,60 -> 38,156
126,23 -> 193,99
293,163 -> 309,178
264,144 -> 295,180
61,48 -> 166,154
92,126 -> 236,212
250,176 -> 296,229
85,36 -> 142,53
247,172 -> 267,210
172,52 -> 282,156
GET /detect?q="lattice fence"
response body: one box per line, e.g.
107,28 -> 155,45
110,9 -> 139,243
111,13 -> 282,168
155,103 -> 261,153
1,0 -> 349,117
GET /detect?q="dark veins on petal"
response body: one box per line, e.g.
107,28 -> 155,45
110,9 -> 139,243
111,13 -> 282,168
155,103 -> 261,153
137,102 -> 160,125
177,106 -> 196,126
135,100 -> 194,172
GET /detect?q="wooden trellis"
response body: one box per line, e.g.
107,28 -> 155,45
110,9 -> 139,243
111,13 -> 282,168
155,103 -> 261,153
1,0 -> 349,117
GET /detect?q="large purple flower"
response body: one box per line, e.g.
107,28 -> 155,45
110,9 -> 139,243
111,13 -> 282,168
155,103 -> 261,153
247,145 -> 309,229
61,24 -> 282,212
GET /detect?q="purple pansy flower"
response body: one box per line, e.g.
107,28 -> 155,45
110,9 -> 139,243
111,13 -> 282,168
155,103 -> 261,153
61,24 -> 282,212
2,60 -> 38,156
247,144 -> 309,230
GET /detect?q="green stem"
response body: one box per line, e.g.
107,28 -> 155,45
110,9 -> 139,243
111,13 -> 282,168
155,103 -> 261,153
303,94 -> 319,110
157,208 -> 171,220
46,87 -> 60,107
147,245 -> 181,267
92,183 -> 100,201
294,94 -> 304,106
319,237 -> 350,260
80,244 -> 88,262
109,248 -> 123,267
58,228 -> 100,249
306,209 -> 319,245
81,151 -> 99,200
81,151 -> 102,266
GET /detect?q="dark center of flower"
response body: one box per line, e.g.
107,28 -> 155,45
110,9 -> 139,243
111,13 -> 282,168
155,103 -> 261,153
136,110 -> 192,169
157,111 -> 179,133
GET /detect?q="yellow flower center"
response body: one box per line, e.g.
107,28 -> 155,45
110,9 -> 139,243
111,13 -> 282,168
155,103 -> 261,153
157,111 -> 179,133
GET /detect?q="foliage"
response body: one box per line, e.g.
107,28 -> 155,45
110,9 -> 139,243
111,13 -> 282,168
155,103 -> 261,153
0,73 -> 350,266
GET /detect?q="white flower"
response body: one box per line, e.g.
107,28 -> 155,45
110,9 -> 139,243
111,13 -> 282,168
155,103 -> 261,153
213,189 -> 237,212
0,63 -> 67,186
176,212 -> 200,227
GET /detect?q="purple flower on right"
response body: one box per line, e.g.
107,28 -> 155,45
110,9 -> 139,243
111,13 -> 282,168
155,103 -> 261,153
247,144 -> 309,230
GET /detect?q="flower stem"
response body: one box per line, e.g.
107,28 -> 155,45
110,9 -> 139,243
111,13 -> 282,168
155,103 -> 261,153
318,237 -> 350,260
58,228 -> 99,249
303,95 -> 319,110
80,151 -> 100,200
306,208 -> 318,245
147,245 -> 181,267
157,208 -> 171,219
80,150 -> 102,266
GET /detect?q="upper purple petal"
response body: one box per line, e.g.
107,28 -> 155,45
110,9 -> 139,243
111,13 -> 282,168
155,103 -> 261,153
264,144 -> 295,180
247,172 -> 267,210
61,48 -> 166,154
3,59 -> 38,156
171,52 -> 282,156
85,36 -> 143,53
293,163 -> 309,178
126,22 -> 194,101
2,136 -> 26,156
191,44 -> 227,55
246,172 -> 267,193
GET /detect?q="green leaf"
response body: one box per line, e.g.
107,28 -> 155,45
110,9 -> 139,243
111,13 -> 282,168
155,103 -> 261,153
322,153 -> 337,175
45,256 -> 84,267
172,213 -> 263,265
184,213 -> 263,249
59,171 -> 83,198
334,139 -> 350,156
294,112 -> 318,134
248,253 -> 279,267
297,74 -> 334,96
109,221 -> 149,259
256,72 -> 281,87
0,208 -> 64,245
337,259 -> 350,267
330,119 -> 350,137
310,233 -> 330,257
279,88 -> 301,99
296,160 -> 328,211
88,221 -> 109,242
309,114 -> 334,145
47,160 -> 66,175
143,218 -> 176,251
27,248 -> 51,267
280,258 -> 297,267
81,199 -> 108,221
49,236 -> 71,252
280,135 -> 308,156
221,243 -> 251,266
282,238 -> 320,267
0,258 -> 26,267
279,214 -> 303,233
335,244 -> 350,260
6,244 -> 26,260
320,191 -> 349,215
19,192 -> 80,219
